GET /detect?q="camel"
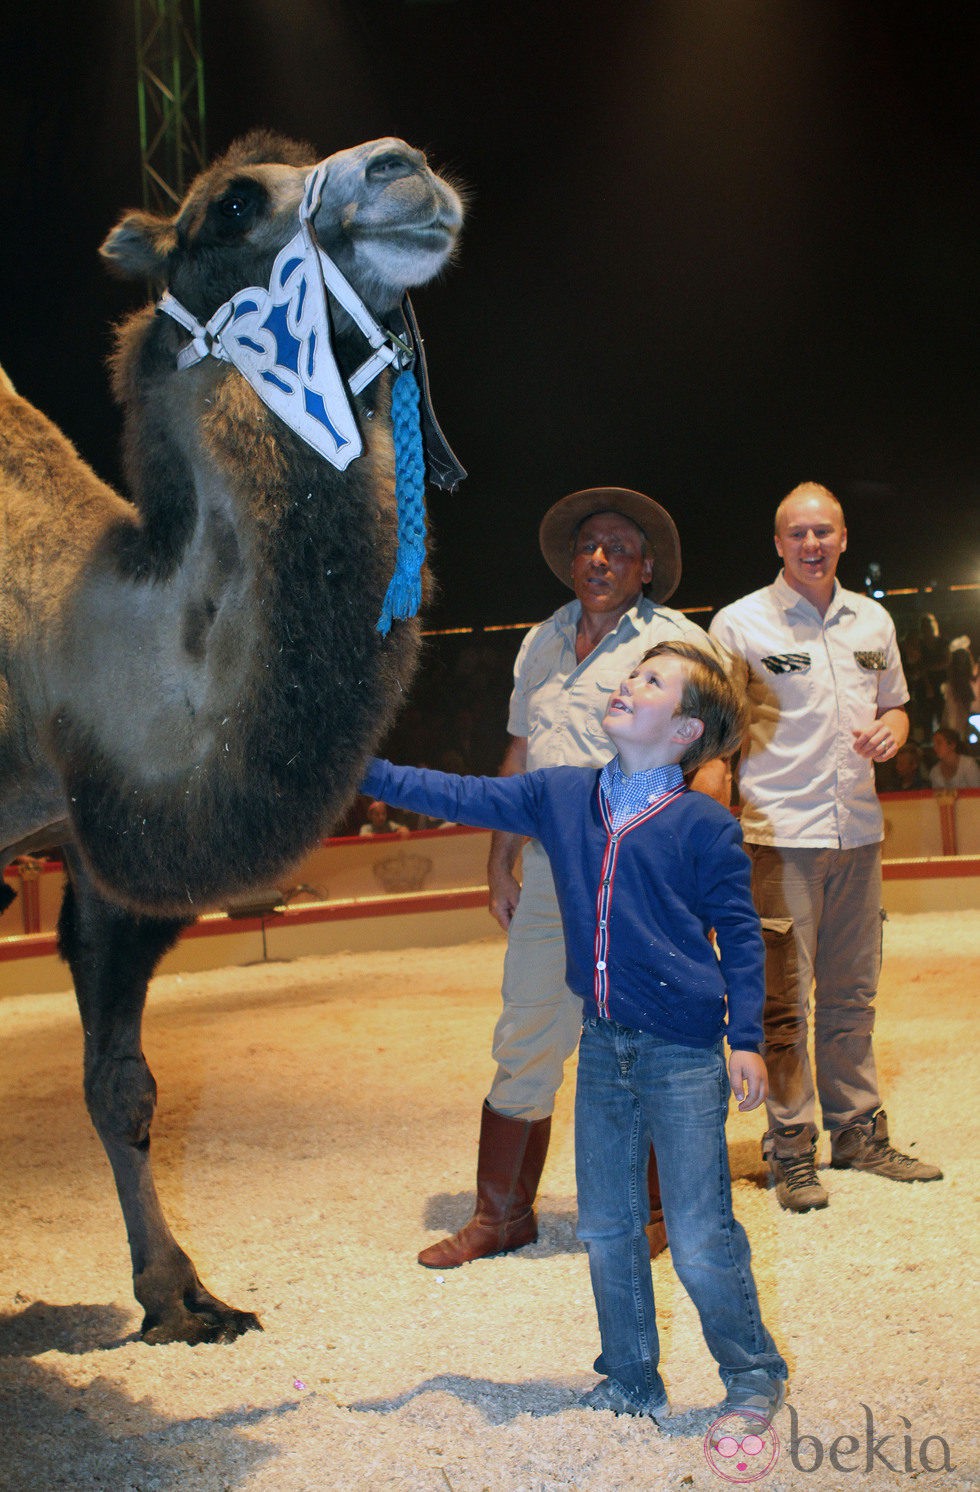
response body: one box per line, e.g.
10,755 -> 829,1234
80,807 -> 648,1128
0,131 -> 464,1343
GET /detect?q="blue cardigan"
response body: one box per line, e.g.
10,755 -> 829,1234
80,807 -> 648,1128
362,759 -> 765,1052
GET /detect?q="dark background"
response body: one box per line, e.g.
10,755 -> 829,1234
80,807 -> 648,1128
0,0 -> 977,636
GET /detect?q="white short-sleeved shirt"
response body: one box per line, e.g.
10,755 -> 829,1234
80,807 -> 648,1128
508,596 -> 708,772
710,574 -> 909,849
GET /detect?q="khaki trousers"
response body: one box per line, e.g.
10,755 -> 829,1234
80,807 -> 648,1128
748,841 -> 884,1135
487,840 -> 585,1121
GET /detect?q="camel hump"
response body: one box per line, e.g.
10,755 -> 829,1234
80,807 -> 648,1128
0,362 -> 17,397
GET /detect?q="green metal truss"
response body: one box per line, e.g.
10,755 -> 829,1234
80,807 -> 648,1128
134,0 -> 207,211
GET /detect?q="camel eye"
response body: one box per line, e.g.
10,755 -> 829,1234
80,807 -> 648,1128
220,194 -> 249,220
207,180 -> 264,240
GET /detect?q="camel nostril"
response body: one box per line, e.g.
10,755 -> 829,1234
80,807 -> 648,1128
366,151 -> 414,184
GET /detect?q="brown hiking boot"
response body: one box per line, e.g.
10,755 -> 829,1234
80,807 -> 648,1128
417,1102 -> 551,1268
646,1146 -> 668,1259
764,1123 -> 829,1212
831,1111 -> 942,1183
646,1215 -> 668,1259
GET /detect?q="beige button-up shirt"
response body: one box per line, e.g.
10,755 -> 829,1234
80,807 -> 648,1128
508,596 -> 708,772
710,574 -> 908,849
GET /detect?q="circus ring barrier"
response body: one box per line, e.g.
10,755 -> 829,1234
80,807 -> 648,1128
1,793 -> 978,997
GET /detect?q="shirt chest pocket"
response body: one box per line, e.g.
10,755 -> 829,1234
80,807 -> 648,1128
850,649 -> 886,717
583,675 -> 620,742
521,656 -> 562,701
759,651 -> 811,677
754,652 -> 813,712
520,658 -> 568,737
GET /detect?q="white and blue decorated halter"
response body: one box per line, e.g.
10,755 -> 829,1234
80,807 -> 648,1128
158,159 -> 427,634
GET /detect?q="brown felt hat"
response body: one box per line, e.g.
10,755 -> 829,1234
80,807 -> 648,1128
538,487 -> 682,602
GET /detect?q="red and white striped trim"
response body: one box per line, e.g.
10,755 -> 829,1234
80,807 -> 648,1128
592,784 -> 687,1018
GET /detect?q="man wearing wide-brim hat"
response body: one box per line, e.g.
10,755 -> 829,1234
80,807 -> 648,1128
416,486 -> 724,1270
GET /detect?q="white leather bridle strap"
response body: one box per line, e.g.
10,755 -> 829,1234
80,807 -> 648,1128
299,161 -> 412,392
157,158 -> 414,469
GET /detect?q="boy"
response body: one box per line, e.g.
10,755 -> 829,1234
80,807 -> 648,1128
362,640 -> 788,1423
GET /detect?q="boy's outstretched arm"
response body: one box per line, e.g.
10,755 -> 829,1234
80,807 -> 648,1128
729,1050 -> 768,1112
361,758 -> 541,841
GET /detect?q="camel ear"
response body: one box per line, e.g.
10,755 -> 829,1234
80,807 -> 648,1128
100,210 -> 177,280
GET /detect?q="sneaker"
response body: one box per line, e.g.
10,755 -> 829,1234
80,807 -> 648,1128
831,1111 -> 942,1182
722,1370 -> 787,1424
765,1125 -> 829,1212
580,1377 -> 669,1422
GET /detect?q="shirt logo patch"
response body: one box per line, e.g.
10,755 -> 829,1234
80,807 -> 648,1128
854,650 -> 887,670
760,653 -> 811,674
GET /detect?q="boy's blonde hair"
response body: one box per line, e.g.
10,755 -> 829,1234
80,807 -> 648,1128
636,640 -> 748,774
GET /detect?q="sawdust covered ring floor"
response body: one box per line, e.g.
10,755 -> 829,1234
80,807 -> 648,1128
0,911 -> 976,1490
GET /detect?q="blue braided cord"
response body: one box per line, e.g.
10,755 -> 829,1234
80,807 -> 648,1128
377,368 -> 427,635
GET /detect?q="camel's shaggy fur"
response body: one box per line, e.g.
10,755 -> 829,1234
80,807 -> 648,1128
0,132 -> 463,1342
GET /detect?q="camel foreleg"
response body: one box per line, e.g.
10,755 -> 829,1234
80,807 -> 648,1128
58,857 -> 262,1344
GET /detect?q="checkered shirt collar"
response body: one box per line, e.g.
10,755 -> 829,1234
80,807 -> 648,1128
599,758 -> 685,831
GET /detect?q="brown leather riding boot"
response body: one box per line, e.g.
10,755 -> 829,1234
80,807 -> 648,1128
418,1101 -> 552,1268
646,1145 -> 668,1259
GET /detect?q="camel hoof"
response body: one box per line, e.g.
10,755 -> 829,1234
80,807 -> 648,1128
140,1302 -> 263,1346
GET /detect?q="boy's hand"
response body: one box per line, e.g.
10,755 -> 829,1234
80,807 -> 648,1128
729,1051 -> 768,1111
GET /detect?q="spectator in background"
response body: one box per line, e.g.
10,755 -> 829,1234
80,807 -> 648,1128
940,639 -> 979,746
359,800 -> 410,837
898,631 -> 934,742
918,613 -> 948,729
890,741 -> 929,791
929,728 -> 980,790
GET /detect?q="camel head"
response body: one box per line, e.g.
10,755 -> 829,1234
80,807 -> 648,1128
100,131 -> 465,325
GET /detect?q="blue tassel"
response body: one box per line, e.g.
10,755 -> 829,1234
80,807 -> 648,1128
377,368 -> 427,636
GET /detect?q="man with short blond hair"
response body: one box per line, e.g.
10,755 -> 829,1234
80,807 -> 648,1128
710,482 -> 942,1211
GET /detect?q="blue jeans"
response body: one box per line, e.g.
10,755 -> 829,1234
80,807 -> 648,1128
575,1017 -> 787,1401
